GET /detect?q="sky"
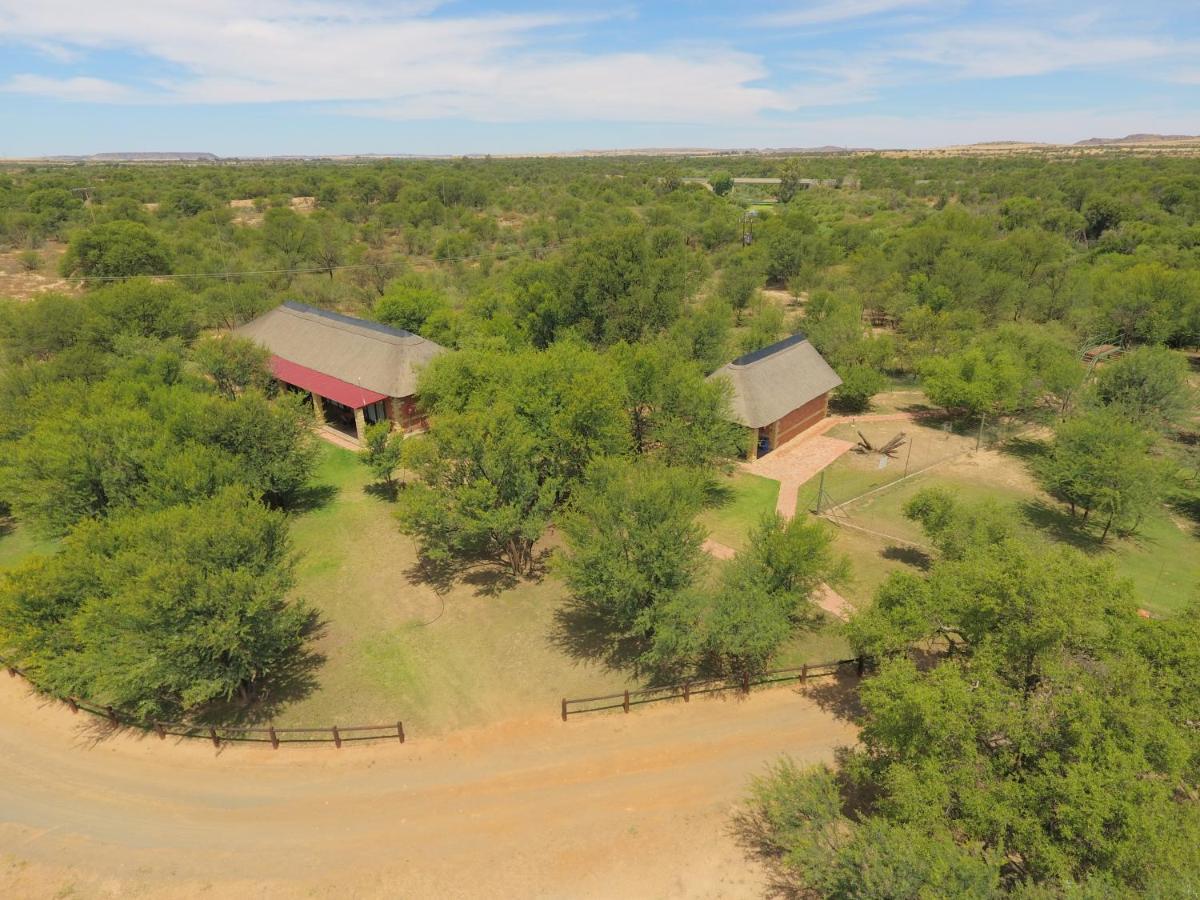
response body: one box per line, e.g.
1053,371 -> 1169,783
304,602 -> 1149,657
0,0 -> 1197,156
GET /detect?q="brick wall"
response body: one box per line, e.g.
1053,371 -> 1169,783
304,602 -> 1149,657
772,392 -> 830,447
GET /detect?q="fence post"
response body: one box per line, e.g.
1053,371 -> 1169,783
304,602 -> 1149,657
332,725 -> 342,748
209,727 -> 219,748
154,722 -> 165,740
105,705 -> 118,726
856,656 -> 865,677
397,721 -> 405,744
66,697 -> 78,714
623,689 -> 630,713
801,663 -> 807,685
742,671 -> 750,694
268,725 -> 279,750
561,698 -> 568,722
683,680 -> 690,703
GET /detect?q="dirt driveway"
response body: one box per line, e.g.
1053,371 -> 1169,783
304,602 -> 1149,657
0,675 -> 858,898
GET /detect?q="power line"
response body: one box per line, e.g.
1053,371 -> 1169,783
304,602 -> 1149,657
74,242 -> 566,282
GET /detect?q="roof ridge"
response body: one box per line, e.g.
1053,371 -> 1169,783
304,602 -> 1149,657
280,302 -> 428,348
729,332 -> 809,368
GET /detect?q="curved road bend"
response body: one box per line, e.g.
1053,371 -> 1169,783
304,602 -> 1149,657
0,676 -> 857,898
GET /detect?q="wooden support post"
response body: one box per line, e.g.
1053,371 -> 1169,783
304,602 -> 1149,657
66,697 -> 78,714
154,722 -> 166,740
332,725 -> 342,748
268,726 -> 279,750
105,705 -> 118,725
856,656 -> 866,677
623,690 -> 630,713
209,727 -> 219,748
742,671 -> 751,694
397,721 -> 405,744
683,681 -> 690,703
561,698 -> 568,722
801,663 -> 808,684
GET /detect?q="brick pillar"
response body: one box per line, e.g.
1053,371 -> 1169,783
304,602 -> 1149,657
311,393 -> 325,423
353,406 -> 367,443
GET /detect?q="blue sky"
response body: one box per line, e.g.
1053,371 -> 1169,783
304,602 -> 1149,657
0,1 -> 1197,156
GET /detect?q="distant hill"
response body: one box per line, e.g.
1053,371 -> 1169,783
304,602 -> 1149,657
1075,134 -> 1200,146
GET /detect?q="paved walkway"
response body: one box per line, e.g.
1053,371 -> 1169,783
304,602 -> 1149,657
744,424 -> 854,519
315,424 -> 361,451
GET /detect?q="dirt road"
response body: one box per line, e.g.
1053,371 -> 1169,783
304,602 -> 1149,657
0,675 -> 857,898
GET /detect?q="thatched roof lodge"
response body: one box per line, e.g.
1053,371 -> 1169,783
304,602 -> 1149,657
236,302 -> 445,442
709,334 -> 842,459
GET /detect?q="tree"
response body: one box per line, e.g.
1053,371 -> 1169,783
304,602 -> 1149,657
902,486 -> 1016,559
193,335 -> 272,398
1037,409 -> 1163,540
358,422 -> 404,491
919,347 -> 1025,421
610,342 -> 744,469
397,343 -> 630,576
61,221 -> 171,280
1091,346 -> 1192,429
832,364 -> 885,413
710,172 -> 734,196
715,253 -> 763,323
373,274 -> 451,334
0,487 -> 310,720
1082,195 -> 1123,240
756,536 -> 1200,895
556,458 -> 707,646
703,514 -> 845,676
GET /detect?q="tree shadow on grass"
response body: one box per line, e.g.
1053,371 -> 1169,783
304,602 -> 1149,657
1019,498 -> 1100,553
1003,436 -> 1049,465
550,598 -> 648,673
284,481 -> 339,514
404,546 -> 553,598
363,480 -> 405,503
881,544 -> 932,570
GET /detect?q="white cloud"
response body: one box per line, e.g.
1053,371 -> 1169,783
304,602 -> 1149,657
755,0 -> 945,27
896,27 -> 1176,78
0,74 -> 135,102
0,1 -> 797,121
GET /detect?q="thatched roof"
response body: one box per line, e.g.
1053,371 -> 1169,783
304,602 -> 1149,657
236,302 -> 445,398
708,334 -> 842,428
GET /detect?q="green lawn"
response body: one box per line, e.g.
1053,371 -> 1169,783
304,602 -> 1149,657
792,437 -> 1200,617
274,444 -> 631,733
699,472 -> 779,550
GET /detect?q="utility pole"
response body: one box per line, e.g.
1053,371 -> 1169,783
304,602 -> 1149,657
904,437 -> 913,477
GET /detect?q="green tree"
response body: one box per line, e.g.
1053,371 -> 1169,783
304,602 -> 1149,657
832,364 -> 885,413
1037,409 -> 1163,540
711,172 -> 735,196
703,514 -> 845,676
556,458 -> 707,648
61,221 -> 171,280
0,487 -> 310,720
373,274 -> 451,334
358,422 -> 404,490
919,347 -> 1024,421
193,335 -> 272,399
1091,346 -> 1192,429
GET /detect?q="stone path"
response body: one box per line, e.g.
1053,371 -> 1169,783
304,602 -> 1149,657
315,424 -> 361,451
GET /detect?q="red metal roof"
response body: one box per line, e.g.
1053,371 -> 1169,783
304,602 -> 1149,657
269,356 -> 388,409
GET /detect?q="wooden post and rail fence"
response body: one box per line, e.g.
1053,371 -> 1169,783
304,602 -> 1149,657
561,655 -> 870,721
2,658 -> 404,749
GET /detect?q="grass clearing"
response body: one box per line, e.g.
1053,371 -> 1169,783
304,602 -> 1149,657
275,444 -> 630,733
699,472 -> 779,550
784,426 -> 1200,617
